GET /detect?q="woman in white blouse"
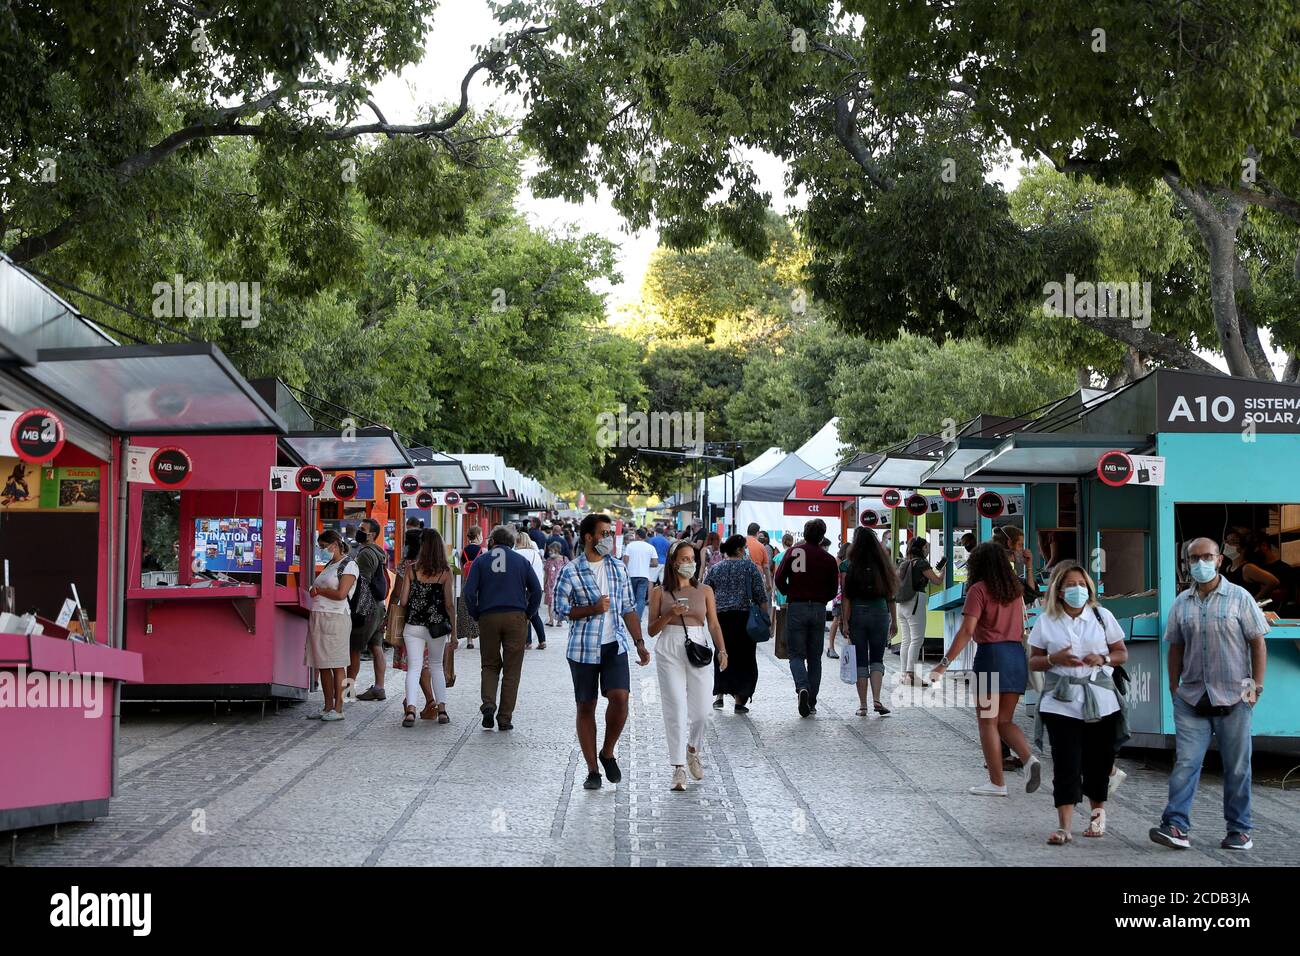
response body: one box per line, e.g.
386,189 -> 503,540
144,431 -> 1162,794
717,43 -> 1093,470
1028,562 -> 1128,844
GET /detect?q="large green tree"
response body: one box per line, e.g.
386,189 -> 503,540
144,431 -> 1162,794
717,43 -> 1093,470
493,0 -> 1300,377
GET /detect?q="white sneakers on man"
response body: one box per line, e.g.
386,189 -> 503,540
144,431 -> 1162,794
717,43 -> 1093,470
969,782 -> 1008,796
670,767 -> 688,791
320,710 -> 345,722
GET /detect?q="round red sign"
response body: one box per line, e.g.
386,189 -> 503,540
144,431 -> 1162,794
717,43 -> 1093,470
400,474 -> 421,495
444,491 -> 462,506
860,509 -> 879,528
295,465 -> 325,494
940,486 -> 965,503
976,491 -> 1004,519
331,473 -> 358,500
464,500 -> 479,514
881,488 -> 902,509
9,408 -> 65,463
1097,450 -> 1133,488
905,493 -> 929,516
416,490 -> 435,509
149,446 -> 193,488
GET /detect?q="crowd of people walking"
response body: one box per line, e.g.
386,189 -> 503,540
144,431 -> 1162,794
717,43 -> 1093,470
305,510 -> 1268,852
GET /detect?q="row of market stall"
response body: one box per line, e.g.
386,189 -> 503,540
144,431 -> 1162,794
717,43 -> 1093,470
0,254 -> 556,831
816,374 -> 1300,751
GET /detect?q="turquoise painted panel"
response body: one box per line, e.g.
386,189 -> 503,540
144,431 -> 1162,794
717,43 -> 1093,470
1154,432 -> 1300,737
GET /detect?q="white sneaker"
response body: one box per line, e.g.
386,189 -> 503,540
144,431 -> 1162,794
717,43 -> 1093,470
670,767 -> 687,791
320,710 -> 344,722
306,708 -> 327,720
1108,767 -> 1128,798
969,782 -> 1008,797
687,750 -> 704,781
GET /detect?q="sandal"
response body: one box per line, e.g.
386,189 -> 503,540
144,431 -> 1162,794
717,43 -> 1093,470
1084,808 -> 1106,838
437,709 -> 450,724
855,707 -> 868,717
401,708 -> 417,728
1047,829 -> 1072,846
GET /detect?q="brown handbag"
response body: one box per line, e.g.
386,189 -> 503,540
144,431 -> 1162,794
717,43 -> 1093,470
443,639 -> 456,688
383,562 -> 409,648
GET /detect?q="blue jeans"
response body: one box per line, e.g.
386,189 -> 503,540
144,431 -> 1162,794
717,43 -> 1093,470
631,577 -> 650,623
847,603 -> 890,678
786,601 -> 825,705
1161,696 -> 1253,834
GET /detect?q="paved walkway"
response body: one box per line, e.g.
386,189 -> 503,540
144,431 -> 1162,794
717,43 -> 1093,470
6,625 -> 1299,866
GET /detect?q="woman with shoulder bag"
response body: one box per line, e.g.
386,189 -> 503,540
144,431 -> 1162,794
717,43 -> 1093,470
649,541 -> 728,791
1028,562 -> 1129,844
842,527 -> 899,717
897,537 -> 944,686
399,530 -> 457,727
306,530 -> 359,722
702,534 -> 767,714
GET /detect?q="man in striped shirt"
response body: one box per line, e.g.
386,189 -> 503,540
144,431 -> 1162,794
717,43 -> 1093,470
554,513 -> 650,790
1151,538 -> 1268,853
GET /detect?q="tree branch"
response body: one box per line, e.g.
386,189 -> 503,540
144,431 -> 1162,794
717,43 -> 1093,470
4,27 -> 552,264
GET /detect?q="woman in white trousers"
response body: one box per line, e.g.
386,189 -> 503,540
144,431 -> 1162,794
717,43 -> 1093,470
897,537 -> 944,685
649,540 -> 728,791
397,530 -> 457,727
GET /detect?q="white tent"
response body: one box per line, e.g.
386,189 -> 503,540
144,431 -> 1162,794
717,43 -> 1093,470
793,418 -> 848,475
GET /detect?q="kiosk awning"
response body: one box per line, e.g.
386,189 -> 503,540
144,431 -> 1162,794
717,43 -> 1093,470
854,452 -> 947,492
283,429 -> 414,470
0,327 -> 37,368
824,452 -> 883,496
20,342 -> 288,435
918,437 -> 1005,483
404,447 -> 471,491
962,433 -> 1153,482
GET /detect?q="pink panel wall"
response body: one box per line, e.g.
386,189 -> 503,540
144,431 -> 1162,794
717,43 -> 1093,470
0,679 -> 117,810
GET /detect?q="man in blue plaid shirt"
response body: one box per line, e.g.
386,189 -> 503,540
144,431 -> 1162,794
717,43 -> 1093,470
554,513 -> 650,791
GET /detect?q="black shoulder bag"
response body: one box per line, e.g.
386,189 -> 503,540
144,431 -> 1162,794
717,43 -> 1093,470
670,589 -> 713,667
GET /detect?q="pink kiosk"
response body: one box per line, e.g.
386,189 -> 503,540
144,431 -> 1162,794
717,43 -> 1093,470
0,260 -> 143,834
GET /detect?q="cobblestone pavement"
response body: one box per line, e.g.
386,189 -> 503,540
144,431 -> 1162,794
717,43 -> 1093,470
6,625 -> 1299,866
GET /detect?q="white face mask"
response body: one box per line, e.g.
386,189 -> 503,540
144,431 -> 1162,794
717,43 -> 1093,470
677,563 -> 697,579
1222,544 -> 1239,560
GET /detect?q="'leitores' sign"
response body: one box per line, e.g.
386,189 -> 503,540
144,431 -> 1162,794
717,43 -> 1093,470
10,408 -> 65,463
150,446 -> 193,488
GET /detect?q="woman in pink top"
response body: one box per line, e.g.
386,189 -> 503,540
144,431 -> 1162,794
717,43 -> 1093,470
930,541 -> 1042,797
544,544 -> 569,626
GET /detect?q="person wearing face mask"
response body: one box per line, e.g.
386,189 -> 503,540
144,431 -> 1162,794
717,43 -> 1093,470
1219,529 -> 1278,599
553,513 -> 650,789
306,530 -> 360,722
1150,538 -> 1269,852
1027,563 -> 1129,844
702,534 -> 766,713
649,540 -> 728,791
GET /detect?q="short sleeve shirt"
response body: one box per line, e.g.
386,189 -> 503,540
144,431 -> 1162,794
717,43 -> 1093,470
1028,607 -> 1124,719
962,581 -> 1024,644
1165,576 -> 1269,707
746,536 -> 769,567
313,559 -> 359,615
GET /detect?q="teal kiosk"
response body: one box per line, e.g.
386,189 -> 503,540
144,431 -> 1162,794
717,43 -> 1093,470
925,370 -> 1300,750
